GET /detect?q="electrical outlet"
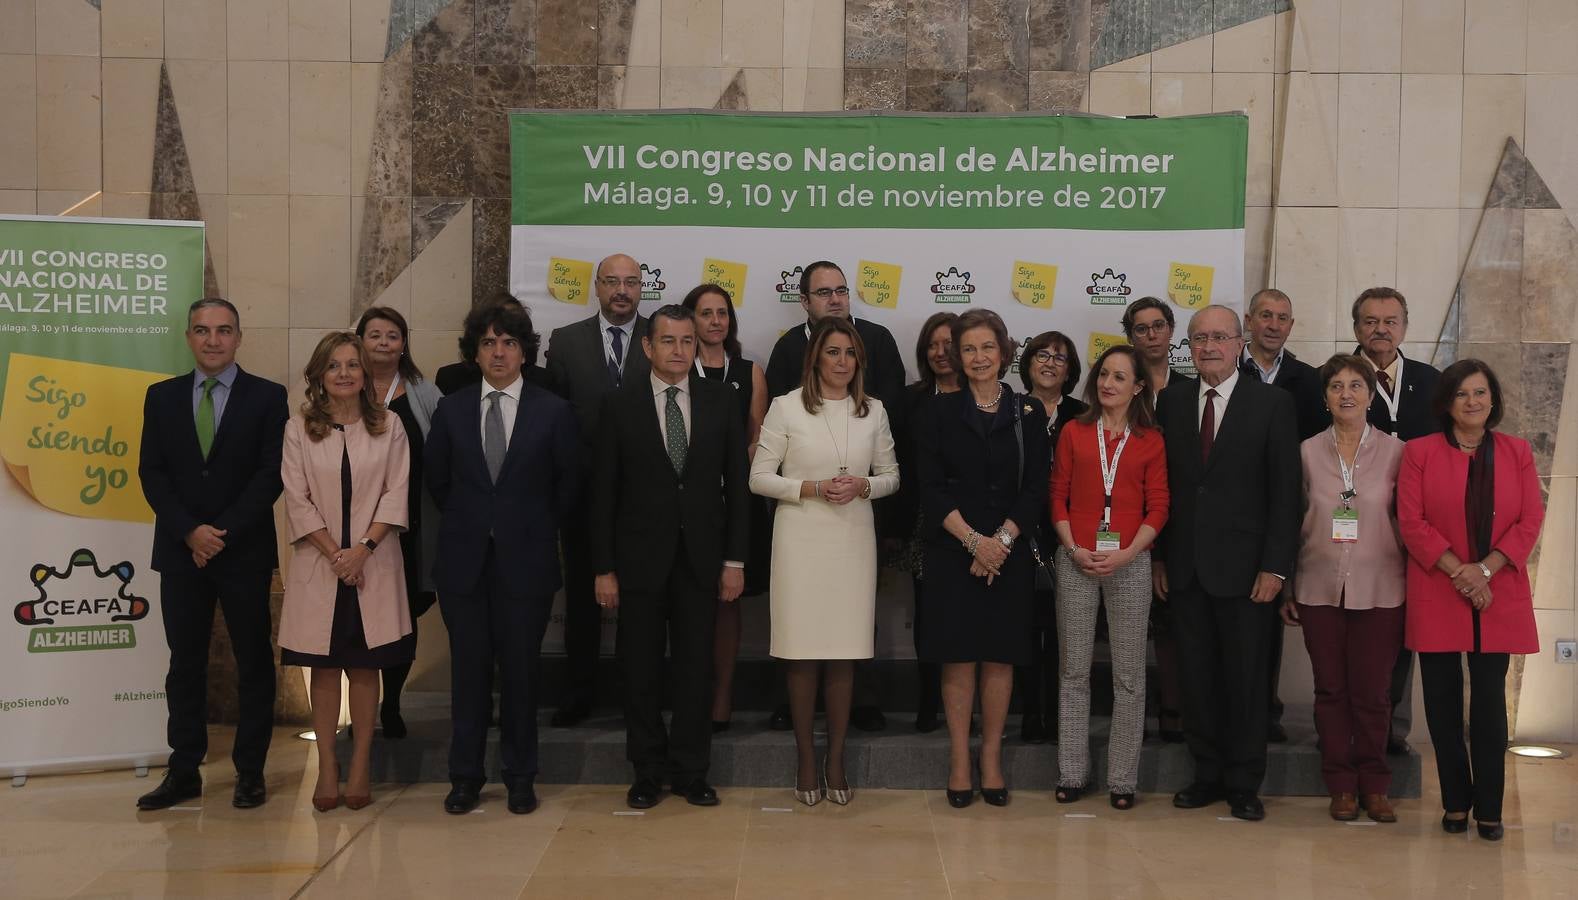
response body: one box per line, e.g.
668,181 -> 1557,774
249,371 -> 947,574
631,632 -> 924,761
1558,641 -> 1577,664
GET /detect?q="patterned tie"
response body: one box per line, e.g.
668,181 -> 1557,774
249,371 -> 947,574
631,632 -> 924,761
664,385 -> 687,476
483,390 -> 506,484
1376,368 -> 1393,399
1200,388 -> 1218,461
608,326 -> 625,386
196,377 -> 217,458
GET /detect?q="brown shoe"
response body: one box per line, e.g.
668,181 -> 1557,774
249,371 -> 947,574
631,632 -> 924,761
1362,793 -> 1396,823
1329,792 -> 1359,821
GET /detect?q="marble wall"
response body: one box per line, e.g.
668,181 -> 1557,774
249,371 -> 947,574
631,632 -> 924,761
2,0 -> 1577,740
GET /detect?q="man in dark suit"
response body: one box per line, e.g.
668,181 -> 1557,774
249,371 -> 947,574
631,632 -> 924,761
762,259 -> 904,732
1350,286 -> 1441,756
1154,304 -> 1300,822
136,298 -> 288,811
591,305 -> 751,809
426,302 -> 578,815
543,253 -> 651,727
434,293 -> 553,396
1238,287 -> 1328,745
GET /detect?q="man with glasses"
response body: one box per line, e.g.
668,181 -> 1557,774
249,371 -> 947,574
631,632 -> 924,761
1154,305 -> 1300,822
544,253 -> 652,726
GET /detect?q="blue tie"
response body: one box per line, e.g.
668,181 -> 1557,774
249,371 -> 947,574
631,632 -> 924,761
607,326 -> 624,386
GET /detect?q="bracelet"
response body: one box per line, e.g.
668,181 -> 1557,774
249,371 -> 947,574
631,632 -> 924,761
963,531 -> 980,556
813,480 -> 822,499
859,480 -> 872,500
993,527 -> 1014,549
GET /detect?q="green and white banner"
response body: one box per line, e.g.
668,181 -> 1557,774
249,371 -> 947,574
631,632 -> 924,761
0,215 -> 204,776
510,111 -> 1246,655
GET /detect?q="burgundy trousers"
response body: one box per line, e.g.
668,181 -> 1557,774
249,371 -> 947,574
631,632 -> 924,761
1298,602 -> 1405,795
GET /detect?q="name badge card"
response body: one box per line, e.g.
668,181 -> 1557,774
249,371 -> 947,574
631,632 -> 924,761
1095,530 -> 1121,552
1331,507 -> 1358,543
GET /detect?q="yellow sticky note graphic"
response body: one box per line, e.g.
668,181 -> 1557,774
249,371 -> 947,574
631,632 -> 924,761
702,258 -> 748,302
855,260 -> 902,309
1,353 -> 169,523
547,257 -> 593,305
1086,332 -> 1130,367
1011,260 -> 1058,310
1167,262 -> 1214,310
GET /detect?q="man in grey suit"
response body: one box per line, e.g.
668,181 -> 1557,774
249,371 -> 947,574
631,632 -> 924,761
544,253 -> 652,726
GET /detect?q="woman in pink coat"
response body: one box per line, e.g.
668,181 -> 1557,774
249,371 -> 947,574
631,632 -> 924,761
1397,359 -> 1544,842
280,332 -> 413,812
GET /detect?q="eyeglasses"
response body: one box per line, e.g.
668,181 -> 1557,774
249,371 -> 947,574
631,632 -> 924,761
1189,332 -> 1243,346
599,276 -> 642,289
1130,323 -> 1170,337
808,286 -> 850,298
1032,350 -> 1069,365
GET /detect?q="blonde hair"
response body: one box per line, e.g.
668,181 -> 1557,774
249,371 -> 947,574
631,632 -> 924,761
300,331 -> 387,440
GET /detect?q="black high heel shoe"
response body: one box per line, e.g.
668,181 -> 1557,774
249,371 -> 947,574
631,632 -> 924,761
1055,783 -> 1085,804
1476,821 -> 1505,841
946,762 -> 974,808
1441,812 -> 1469,834
976,758 -> 1008,807
1110,791 -> 1135,810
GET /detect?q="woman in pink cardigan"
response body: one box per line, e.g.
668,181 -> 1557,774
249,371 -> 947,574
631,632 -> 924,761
280,332 -> 413,812
1397,359 -> 1544,842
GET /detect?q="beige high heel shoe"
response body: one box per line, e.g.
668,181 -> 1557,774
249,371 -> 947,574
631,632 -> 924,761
823,758 -> 851,806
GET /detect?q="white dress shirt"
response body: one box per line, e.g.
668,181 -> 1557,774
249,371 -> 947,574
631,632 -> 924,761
1241,346 -> 1284,384
1198,368 -> 1239,437
600,312 -> 637,372
651,372 -> 691,442
479,374 -> 523,450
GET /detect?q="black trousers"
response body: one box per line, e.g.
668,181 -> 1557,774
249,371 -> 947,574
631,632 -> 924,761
159,567 -> 276,776
559,506 -> 603,709
617,549 -> 717,784
1268,612 -> 1285,724
1014,586 -> 1058,721
912,576 -> 941,718
1419,650 -> 1510,821
1171,582 -> 1273,794
440,543 -> 552,787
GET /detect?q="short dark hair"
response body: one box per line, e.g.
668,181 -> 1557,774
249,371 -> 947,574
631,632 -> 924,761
1077,345 -> 1157,431
681,284 -> 739,358
187,297 -> 240,330
457,293 -> 523,362
355,305 -> 424,382
1121,296 -> 1173,340
798,260 -> 843,297
948,309 -> 1016,380
1433,358 -> 1504,433
1351,287 -> 1409,325
646,303 -> 696,338
1018,330 -> 1082,396
1316,353 -> 1377,399
912,311 -> 959,392
460,302 -> 539,368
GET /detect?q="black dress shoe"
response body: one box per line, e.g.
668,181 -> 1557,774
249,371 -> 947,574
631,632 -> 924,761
768,704 -> 792,731
627,778 -> 663,809
914,711 -> 940,734
136,770 -> 202,810
1441,813 -> 1469,834
711,720 -> 731,734
851,705 -> 886,732
1266,721 -> 1288,743
1476,821 -> 1504,841
231,772 -> 267,809
550,702 -> 591,728
673,779 -> 720,807
1172,782 -> 1224,809
946,787 -> 974,808
1386,735 -> 1412,756
506,781 -> 538,815
1020,714 -> 1048,744
981,786 -> 1009,807
444,783 -> 481,814
1228,792 -> 1266,821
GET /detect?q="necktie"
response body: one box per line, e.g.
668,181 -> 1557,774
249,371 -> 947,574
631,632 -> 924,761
483,390 -> 506,483
664,385 -> 687,476
196,377 -> 217,458
1200,388 -> 1218,461
608,326 -> 625,386
1376,368 -> 1393,398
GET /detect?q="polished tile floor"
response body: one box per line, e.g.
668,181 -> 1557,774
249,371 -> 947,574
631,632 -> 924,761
4,727 -> 1575,898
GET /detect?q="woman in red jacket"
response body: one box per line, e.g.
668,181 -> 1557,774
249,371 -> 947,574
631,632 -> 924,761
1397,359 -> 1544,842
1048,344 -> 1169,810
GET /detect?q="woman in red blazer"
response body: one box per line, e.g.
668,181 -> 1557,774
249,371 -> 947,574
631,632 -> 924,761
1397,360 -> 1544,842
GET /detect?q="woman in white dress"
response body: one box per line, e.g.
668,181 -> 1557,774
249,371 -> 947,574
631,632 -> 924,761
750,317 -> 900,807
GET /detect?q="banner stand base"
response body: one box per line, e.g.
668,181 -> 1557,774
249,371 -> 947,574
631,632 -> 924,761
135,766 -> 149,778
11,775 -> 25,787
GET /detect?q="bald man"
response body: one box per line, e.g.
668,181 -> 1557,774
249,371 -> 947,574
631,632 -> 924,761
545,253 -> 652,726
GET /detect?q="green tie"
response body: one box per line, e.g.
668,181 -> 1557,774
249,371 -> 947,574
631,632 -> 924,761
196,377 -> 217,458
664,386 -> 687,476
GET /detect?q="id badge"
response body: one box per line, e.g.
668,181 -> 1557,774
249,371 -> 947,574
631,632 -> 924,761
1095,530 -> 1121,552
1331,506 -> 1358,543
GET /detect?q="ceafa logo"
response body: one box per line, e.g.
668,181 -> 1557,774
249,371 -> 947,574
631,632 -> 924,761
931,267 -> 975,304
1086,268 -> 1132,306
14,548 -> 148,653
775,266 -> 805,303
639,263 -> 666,302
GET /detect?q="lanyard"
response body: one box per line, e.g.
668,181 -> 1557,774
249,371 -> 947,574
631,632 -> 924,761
1372,357 -> 1403,429
1096,423 -> 1132,530
382,373 -> 401,406
1332,425 -> 1369,507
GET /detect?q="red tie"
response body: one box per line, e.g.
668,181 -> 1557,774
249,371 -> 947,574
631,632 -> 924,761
1201,388 -> 1218,460
1376,369 -> 1393,399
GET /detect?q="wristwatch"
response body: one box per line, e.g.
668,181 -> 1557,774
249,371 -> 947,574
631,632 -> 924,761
359,537 -> 378,552
994,528 -> 1014,549
1478,562 -> 1492,580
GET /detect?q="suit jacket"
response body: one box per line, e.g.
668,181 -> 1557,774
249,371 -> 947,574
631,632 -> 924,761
1155,375 -> 1301,597
544,314 -> 651,460
589,374 -> 751,591
424,381 -> 579,598
139,367 -> 289,576
765,318 -> 906,410
435,360 -> 554,397
1240,348 -> 1329,440
1354,348 -> 1440,441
